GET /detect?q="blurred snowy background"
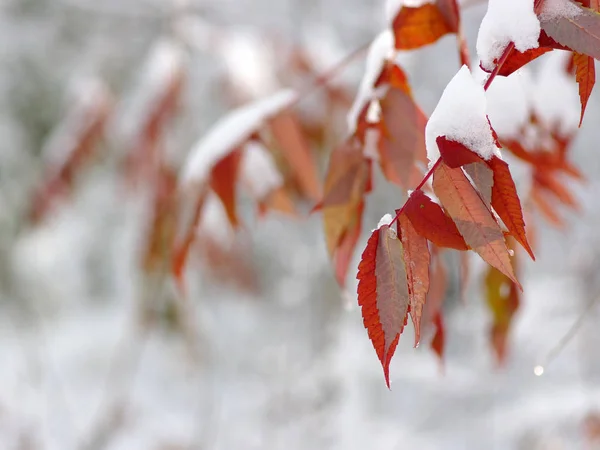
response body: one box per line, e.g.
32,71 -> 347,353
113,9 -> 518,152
1,0 -> 600,449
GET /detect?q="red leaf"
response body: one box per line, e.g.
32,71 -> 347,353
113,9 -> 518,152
357,225 -> 410,388
437,136 -> 485,168
432,162 -> 520,288
487,156 -> 535,260
403,190 -> 468,251
573,52 -> 596,126
210,149 -> 242,227
398,213 -> 431,347
430,312 -> 445,362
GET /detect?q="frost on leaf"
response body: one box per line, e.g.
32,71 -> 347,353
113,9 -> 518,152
432,162 -> 520,288
539,0 -> 600,60
180,90 -> 297,186
357,224 -> 410,388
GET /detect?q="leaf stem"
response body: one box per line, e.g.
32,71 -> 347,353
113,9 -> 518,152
390,42 -> 516,227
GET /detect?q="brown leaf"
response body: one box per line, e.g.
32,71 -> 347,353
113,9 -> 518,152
464,162 -> 494,208
333,201 -> 364,286
540,4 -> 600,60
398,213 -> 430,347
378,77 -> 428,188
487,156 -> 535,260
269,110 -> 322,201
357,225 -> 410,388
321,138 -> 370,256
573,52 -> 596,126
403,190 -> 468,251
432,162 -> 520,288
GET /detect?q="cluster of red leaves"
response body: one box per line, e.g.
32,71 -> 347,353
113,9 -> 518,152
341,0 -> 598,387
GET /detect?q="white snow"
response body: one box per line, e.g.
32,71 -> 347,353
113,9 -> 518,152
347,30 -> 394,133
539,0 -> 582,22
485,67 -> 532,140
42,77 -> 111,170
241,140 -> 283,200
426,65 -> 500,163
218,30 -> 279,100
476,0 -> 540,71
115,37 -> 187,144
180,89 -> 297,185
532,51 -> 580,136
385,0 -> 435,24
375,213 -> 394,231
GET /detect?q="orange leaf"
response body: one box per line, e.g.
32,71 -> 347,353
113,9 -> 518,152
357,225 -> 410,388
573,52 -> 595,126
530,185 -> 565,227
210,149 -> 242,228
398,213 -> 430,347
432,162 -> 520,288
392,4 -> 453,50
485,263 -> 520,364
269,110 -> 322,201
403,190 -> 468,251
487,156 -> 535,260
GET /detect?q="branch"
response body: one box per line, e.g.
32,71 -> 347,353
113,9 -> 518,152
390,42 -> 517,227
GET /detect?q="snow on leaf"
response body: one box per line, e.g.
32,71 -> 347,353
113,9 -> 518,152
180,89 -> 297,186
241,140 -> 284,201
432,162 -> 520,287
268,110 -> 322,201
347,31 -> 395,133
476,0 -> 540,71
540,1 -> 600,60
487,156 -> 535,260
573,52 -> 596,126
357,224 -> 410,388
392,3 -> 453,50
398,213 -> 430,347
532,51 -> 583,136
426,65 -> 500,164
403,190 -> 468,250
